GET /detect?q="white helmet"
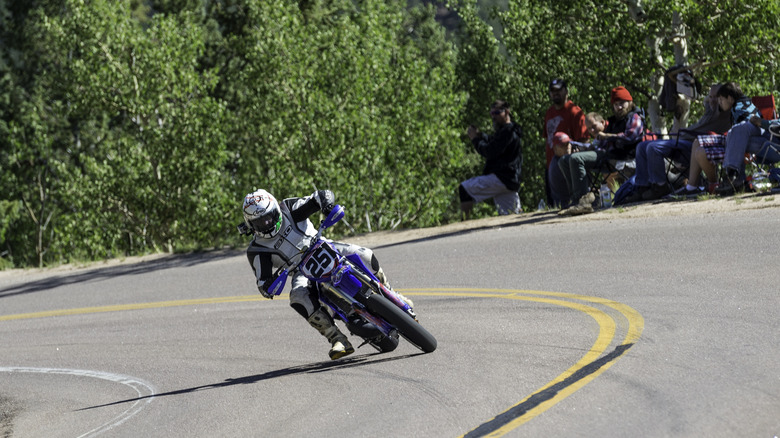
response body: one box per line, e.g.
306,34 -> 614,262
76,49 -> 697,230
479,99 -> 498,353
242,189 -> 282,238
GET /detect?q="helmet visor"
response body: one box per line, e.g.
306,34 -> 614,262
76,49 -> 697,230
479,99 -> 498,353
249,208 -> 281,236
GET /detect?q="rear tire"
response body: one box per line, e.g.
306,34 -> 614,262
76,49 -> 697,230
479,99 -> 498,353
364,294 -> 437,353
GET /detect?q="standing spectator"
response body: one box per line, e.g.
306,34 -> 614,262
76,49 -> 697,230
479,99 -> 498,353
558,87 -> 645,216
459,100 -> 523,219
543,79 -> 588,207
629,83 -> 731,201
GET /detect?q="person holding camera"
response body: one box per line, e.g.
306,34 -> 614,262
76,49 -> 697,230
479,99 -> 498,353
458,100 -> 523,220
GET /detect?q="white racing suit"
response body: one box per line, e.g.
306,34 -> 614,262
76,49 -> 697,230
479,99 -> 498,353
245,191 -> 385,359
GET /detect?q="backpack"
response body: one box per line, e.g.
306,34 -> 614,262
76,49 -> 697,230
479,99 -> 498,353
612,175 -> 637,206
660,65 -> 700,114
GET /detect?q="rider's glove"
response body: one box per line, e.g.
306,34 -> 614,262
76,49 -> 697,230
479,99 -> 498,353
258,280 -> 275,299
317,190 -> 335,215
259,286 -> 274,299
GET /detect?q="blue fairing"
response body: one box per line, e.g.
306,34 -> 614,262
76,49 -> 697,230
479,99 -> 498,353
345,253 -> 378,282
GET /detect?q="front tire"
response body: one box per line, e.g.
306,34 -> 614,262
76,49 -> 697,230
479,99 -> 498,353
364,294 -> 437,353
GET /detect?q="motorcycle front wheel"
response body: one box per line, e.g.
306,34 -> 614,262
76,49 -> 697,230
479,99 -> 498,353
364,293 -> 437,353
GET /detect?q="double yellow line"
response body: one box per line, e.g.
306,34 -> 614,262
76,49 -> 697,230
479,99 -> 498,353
405,288 -> 643,438
0,295 -> 264,321
1,287 -> 643,436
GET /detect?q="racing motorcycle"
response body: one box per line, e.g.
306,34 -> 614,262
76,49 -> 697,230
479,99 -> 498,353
260,205 -> 436,354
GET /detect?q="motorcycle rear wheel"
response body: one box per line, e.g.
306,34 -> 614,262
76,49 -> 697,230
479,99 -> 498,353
364,294 -> 437,353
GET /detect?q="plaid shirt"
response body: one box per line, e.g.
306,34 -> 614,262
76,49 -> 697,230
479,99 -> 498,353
604,112 -> 644,151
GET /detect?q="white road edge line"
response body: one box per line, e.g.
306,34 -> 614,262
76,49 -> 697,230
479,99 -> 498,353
0,366 -> 156,437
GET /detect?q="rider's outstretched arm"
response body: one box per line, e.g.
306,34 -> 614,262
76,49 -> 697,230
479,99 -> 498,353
289,190 -> 335,222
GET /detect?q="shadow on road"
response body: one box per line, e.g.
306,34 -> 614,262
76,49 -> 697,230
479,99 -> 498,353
0,250 -> 241,299
77,352 -> 426,411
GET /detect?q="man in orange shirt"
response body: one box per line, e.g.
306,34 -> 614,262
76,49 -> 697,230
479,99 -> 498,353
543,79 -> 588,208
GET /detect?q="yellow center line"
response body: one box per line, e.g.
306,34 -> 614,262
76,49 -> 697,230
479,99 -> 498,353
0,295 -> 266,321
398,288 -> 644,437
0,287 -> 643,437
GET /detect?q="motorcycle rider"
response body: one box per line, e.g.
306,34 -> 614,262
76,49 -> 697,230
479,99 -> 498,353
241,188 -> 411,360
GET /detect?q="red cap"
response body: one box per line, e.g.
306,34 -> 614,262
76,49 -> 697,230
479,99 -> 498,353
552,132 -> 570,145
611,86 -> 633,104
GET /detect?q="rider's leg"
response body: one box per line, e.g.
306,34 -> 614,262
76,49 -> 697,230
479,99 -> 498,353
289,274 -> 354,360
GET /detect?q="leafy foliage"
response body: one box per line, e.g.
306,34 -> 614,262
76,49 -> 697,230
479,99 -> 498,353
1,0 -> 778,268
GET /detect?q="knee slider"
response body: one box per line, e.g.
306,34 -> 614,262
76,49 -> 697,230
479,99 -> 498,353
289,283 -> 320,318
290,302 -> 309,319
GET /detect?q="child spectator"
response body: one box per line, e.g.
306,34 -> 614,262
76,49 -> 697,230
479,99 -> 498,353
558,87 -> 644,216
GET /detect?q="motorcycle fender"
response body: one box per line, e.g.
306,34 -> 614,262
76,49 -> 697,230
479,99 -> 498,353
345,253 -> 379,282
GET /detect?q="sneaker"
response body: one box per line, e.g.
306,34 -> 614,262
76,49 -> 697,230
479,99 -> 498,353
564,204 -> 594,216
578,191 -> 596,207
557,207 -> 574,217
716,168 -> 744,196
557,192 -> 595,216
642,183 -> 672,201
669,186 -> 703,198
329,334 -> 355,360
622,189 -> 646,204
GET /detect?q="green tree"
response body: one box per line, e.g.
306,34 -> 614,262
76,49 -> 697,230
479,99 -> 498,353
43,1 -> 233,255
226,0 -> 466,232
451,0 -> 780,209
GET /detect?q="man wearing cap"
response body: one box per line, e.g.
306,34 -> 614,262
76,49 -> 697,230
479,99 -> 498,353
543,79 -> 588,208
558,86 -> 645,216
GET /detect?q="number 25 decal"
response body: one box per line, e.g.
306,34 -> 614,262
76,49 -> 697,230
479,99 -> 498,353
304,243 -> 338,278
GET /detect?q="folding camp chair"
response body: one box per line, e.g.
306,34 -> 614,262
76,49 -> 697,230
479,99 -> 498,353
664,147 -> 690,189
587,109 -> 653,199
752,123 -> 780,170
747,94 -> 779,173
660,127 -> 714,190
587,138 -> 640,202
752,94 -> 777,120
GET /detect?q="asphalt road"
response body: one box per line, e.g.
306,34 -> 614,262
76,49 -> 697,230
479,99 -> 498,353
1,206 -> 779,437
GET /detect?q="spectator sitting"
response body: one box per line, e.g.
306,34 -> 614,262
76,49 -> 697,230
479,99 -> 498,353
676,82 -> 760,196
543,78 -> 589,208
564,113 -> 609,197
716,114 -> 780,195
459,100 -> 523,220
558,87 -> 645,216
626,83 -> 731,202
569,112 -> 607,153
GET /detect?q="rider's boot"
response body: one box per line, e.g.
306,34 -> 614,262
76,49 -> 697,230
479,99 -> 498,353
376,267 -> 414,309
307,308 -> 354,360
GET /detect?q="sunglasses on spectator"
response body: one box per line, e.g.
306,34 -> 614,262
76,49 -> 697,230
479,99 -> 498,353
490,109 -> 504,115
